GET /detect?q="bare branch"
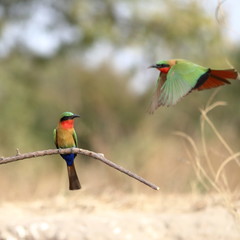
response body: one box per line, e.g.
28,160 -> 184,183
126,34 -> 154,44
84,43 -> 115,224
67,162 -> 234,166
0,148 -> 160,191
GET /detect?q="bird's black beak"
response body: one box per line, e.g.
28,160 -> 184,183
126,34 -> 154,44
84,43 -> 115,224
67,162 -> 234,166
72,114 -> 80,119
148,64 -> 157,69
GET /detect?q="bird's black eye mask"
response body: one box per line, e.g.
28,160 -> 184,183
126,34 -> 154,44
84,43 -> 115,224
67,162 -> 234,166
156,63 -> 170,68
60,115 -> 80,121
60,116 -> 73,121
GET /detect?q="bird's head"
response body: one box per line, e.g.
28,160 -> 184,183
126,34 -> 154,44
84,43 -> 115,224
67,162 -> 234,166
149,60 -> 176,73
59,112 -> 80,129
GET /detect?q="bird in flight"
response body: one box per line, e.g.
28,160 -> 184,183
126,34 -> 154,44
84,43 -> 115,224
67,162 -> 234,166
149,59 -> 238,113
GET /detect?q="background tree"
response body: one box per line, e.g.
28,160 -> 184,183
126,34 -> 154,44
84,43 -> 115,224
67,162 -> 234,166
0,0 -> 239,198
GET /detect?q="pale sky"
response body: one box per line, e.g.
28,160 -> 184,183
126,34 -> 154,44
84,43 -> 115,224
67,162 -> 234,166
224,0 -> 240,42
0,0 -> 238,94
204,0 -> 240,42
0,0 -> 239,57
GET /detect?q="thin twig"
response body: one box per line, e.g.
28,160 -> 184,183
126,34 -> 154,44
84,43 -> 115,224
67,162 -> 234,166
174,131 -> 221,193
215,152 -> 240,182
215,0 -> 226,25
200,105 -> 240,167
0,148 -> 160,191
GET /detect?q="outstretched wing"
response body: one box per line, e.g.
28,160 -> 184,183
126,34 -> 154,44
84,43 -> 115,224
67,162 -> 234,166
149,73 -> 167,113
155,60 -> 208,108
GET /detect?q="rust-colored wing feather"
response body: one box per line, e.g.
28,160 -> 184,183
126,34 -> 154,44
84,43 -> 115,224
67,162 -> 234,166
197,69 -> 238,91
210,69 -> 238,79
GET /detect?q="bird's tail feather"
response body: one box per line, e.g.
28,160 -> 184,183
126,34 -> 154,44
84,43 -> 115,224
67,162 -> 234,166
210,69 -> 238,80
67,163 -> 81,190
197,69 -> 238,91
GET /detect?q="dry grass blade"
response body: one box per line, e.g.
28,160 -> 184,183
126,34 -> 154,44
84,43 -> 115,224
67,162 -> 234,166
177,95 -> 240,224
173,131 -> 199,157
200,102 -> 240,167
215,0 -> 227,25
174,131 -> 220,192
215,152 -> 240,182
200,101 -> 227,179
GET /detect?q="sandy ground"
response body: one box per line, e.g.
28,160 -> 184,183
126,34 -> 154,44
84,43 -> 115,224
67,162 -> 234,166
0,193 -> 240,240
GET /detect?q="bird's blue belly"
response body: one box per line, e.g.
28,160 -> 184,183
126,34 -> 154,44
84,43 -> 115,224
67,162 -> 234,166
60,153 -> 76,166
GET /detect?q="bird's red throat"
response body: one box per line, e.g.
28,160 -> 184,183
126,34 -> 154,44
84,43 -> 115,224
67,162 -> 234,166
60,120 -> 74,129
159,67 -> 170,73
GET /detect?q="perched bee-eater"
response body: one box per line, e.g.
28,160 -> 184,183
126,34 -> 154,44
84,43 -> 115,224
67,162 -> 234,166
54,112 -> 81,190
149,59 -> 238,113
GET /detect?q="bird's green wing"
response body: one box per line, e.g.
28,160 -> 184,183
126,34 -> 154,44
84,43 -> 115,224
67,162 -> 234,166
53,128 -> 58,148
157,61 -> 208,107
149,73 -> 166,113
73,130 -> 78,147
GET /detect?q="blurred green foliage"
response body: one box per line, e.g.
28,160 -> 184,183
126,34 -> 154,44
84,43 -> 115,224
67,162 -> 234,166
0,0 -> 239,198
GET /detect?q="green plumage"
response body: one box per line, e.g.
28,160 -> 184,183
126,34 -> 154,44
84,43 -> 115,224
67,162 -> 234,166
149,59 -> 238,112
158,59 -> 208,106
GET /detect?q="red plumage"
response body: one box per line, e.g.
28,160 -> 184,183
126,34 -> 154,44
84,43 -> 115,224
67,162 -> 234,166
197,69 -> 238,91
210,69 -> 238,79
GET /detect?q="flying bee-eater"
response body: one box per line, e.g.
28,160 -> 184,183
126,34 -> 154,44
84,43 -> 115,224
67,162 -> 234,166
54,112 -> 81,190
149,59 -> 238,113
